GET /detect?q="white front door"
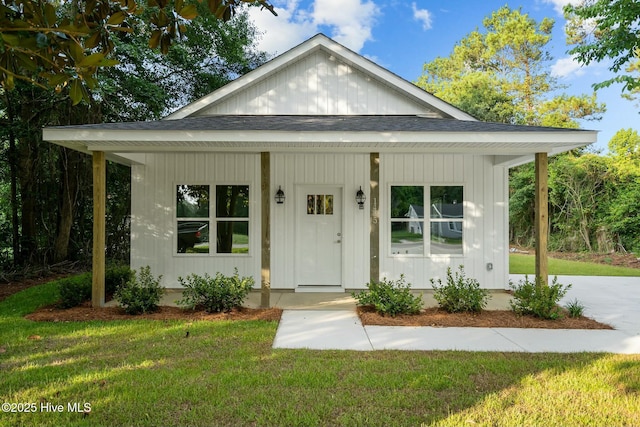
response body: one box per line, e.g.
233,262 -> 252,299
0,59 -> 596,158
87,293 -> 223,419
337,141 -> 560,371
296,186 -> 343,287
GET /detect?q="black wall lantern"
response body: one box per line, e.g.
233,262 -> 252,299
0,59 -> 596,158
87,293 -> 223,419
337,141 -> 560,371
275,186 -> 285,204
356,186 -> 366,210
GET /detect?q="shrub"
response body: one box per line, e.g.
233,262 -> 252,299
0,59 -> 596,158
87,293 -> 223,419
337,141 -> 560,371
509,275 -> 571,320
431,266 -> 489,313
352,275 -> 423,317
105,264 -> 133,296
57,273 -> 92,308
114,266 -> 164,314
565,298 -> 585,318
177,268 -> 255,313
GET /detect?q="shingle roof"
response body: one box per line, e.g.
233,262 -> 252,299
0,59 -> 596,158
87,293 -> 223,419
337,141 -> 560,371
52,115 -> 589,134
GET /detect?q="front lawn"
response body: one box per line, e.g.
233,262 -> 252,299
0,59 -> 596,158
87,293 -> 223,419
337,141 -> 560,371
1,280 -> 640,426
510,253 -> 640,276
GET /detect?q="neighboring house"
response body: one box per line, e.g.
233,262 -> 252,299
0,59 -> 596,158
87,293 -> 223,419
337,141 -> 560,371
407,205 -> 424,235
43,34 -> 596,304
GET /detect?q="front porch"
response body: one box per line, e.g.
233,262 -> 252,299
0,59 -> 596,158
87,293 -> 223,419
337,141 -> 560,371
105,289 -> 514,310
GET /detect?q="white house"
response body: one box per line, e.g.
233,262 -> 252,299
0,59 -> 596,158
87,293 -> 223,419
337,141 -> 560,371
43,34 -> 597,307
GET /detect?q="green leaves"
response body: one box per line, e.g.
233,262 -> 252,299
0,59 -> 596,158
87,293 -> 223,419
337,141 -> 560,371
564,0 -> 640,93
0,0 -> 276,98
416,5 -> 604,127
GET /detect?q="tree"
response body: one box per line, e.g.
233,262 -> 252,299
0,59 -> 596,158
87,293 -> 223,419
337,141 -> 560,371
548,153 -> 612,252
564,0 -> 640,93
0,6 -> 269,266
0,0 -> 275,104
606,129 -> 640,252
98,3 -> 268,120
416,6 -> 604,126
416,6 -> 605,249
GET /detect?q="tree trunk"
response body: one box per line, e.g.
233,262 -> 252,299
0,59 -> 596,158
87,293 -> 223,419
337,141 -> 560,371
53,148 -> 80,263
18,136 -> 38,264
5,91 -> 21,264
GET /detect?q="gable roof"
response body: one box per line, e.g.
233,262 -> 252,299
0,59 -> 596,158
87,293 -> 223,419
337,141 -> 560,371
165,33 -> 477,121
42,34 -> 598,167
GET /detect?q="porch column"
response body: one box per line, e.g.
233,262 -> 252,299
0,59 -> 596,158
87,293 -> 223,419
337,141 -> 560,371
92,151 -> 106,307
260,152 -> 271,308
534,152 -> 549,286
370,153 -> 380,283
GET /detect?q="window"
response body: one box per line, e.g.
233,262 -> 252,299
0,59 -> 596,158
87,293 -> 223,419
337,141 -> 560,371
176,184 -> 249,255
306,194 -> 334,215
390,185 -> 463,256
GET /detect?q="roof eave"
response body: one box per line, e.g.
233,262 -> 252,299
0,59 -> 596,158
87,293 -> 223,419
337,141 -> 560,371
43,128 -> 596,157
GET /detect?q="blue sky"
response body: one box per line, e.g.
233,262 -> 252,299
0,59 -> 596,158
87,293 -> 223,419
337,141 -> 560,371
247,0 -> 639,152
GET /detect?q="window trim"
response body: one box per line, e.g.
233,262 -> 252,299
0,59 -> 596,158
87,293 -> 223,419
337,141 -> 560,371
174,182 -> 252,257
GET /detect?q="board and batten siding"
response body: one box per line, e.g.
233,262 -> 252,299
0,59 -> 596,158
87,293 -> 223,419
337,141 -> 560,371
196,50 -> 442,117
378,153 -> 509,289
270,153 -> 370,289
130,152 -> 261,287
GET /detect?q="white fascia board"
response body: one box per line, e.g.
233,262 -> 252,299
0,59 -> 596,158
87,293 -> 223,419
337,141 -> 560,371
46,128 -> 597,145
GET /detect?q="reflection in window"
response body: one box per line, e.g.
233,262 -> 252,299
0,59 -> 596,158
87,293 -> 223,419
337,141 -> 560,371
430,186 -> 463,255
215,185 -> 249,254
217,221 -> 249,254
390,185 -> 464,256
177,221 -> 210,254
391,221 -> 423,255
177,185 -> 209,218
390,186 -> 424,255
176,184 -> 250,255
306,194 -> 334,215
216,185 -> 249,218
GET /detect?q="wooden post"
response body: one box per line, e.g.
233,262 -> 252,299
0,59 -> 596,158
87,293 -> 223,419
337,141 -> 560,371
535,152 -> 549,286
260,152 -> 271,308
370,153 -> 380,284
92,151 -> 106,307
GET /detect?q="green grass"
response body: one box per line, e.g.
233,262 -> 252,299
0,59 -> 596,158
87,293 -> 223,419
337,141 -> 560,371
510,253 -> 640,276
2,279 -> 640,426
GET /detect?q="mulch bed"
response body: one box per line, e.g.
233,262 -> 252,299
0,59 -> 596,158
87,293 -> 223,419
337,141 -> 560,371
25,302 -> 613,330
357,306 -> 613,329
25,301 -> 283,322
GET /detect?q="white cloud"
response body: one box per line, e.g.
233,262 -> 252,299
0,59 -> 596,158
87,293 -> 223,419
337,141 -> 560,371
411,2 -> 432,30
551,56 -> 585,78
312,0 -> 379,52
540,0 -> 581,15
247,0 -> 380,56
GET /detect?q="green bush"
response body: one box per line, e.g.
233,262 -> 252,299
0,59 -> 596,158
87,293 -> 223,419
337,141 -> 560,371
114,266 -> 164,314
565,298 -> 585,318
431,266 -> 489,313
177,268 -> 255,313
352,275 -> 423,317
57,273 -> 92,308
105,264 -> 133,296
509,275 -> 571,320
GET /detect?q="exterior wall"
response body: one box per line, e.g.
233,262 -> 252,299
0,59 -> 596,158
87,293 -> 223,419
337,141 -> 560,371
130,152 -> 261,287
270,153 -> 370,289
377,153 -> 509,290
130,151 -> 508,291
197,50 -> 442,117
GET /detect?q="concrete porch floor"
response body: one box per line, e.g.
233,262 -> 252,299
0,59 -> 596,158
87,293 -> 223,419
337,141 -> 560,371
105,289 -> 514,310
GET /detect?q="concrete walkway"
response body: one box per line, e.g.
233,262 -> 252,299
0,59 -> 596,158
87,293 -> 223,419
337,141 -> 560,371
272,276 -> 640,354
